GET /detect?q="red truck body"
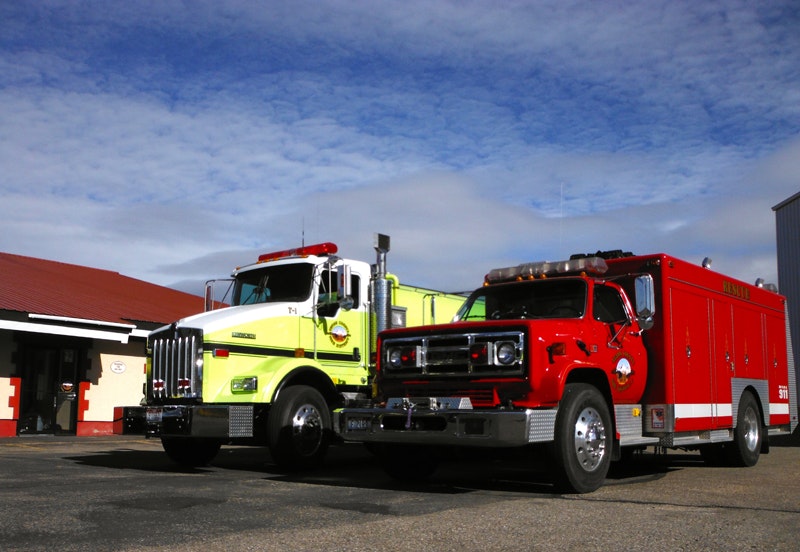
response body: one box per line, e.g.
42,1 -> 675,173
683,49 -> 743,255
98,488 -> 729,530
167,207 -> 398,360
609,254 -> 792,436
334,252 -> 798,492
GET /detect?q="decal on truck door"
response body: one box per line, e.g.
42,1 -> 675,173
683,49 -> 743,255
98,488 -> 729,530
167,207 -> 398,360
611,352 -> 634,391
329,322 -> 350,348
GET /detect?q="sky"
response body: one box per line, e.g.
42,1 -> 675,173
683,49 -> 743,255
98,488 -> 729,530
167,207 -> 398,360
1,0 -> 799,298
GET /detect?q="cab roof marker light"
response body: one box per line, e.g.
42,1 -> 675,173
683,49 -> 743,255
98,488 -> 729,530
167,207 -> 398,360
258,242 -> 338,263
485,256 -> 609,284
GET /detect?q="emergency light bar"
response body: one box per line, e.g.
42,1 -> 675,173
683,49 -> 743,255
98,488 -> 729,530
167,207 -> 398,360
486,256 -> 609,284
258,242 -> 338,262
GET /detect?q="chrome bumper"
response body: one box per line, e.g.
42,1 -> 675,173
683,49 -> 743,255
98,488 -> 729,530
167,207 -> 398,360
333,397 -> 558,448
113,404 -> 254,438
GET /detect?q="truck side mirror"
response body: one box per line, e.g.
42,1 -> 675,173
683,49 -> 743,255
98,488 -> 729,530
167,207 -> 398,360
204,279 -> 234,311
337,264 -> 354,311
634,274 -> 655,330
204,281 -> 215,312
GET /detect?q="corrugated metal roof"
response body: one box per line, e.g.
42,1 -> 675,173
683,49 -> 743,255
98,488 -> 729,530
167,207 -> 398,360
0,252 -> 203,326
773,191 -> 800,211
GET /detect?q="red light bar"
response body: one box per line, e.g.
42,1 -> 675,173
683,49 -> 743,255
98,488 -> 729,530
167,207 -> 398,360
258,242 -> 338,262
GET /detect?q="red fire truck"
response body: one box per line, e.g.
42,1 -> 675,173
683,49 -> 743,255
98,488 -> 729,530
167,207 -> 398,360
334,251 -> 798,493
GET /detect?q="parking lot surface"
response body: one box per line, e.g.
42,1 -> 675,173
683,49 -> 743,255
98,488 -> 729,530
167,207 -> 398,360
1,435 -> 798,551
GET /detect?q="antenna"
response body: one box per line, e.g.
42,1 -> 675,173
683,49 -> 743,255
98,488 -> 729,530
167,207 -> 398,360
559,182 -> 564,257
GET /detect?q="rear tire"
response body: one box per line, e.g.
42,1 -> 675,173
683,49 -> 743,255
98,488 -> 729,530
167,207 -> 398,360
268,385 -> 331,470
550,383 -> 612,493
725,391 -> 762,467
161,437 -> 221,467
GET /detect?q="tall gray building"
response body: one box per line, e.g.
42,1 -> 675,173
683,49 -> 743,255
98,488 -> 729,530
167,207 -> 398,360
773,192 -> 800,419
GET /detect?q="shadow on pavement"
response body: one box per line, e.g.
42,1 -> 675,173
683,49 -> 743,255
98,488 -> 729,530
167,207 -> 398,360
63,441 -> 680,496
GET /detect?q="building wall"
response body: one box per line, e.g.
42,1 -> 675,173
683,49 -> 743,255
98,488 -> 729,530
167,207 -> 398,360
0,331 -> 19,436
79,340 -> 147,436
0,328 -> 147,437
774,192 -> 800,407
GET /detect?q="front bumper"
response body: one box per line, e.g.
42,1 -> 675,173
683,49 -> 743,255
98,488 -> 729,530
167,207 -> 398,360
113,405 -> 255,438
333,397 -> 558,448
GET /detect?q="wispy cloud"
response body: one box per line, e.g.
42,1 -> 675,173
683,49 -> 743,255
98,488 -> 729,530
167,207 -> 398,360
1,0 -> 798,296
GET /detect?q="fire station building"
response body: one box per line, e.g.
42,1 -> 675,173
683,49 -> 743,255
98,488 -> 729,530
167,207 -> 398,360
0,253 -> 202,437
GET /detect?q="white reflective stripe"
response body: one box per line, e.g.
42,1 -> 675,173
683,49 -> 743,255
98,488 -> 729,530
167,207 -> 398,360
770,403 -> 790,415
715,403 -> 733,417
674,403 -> 733,419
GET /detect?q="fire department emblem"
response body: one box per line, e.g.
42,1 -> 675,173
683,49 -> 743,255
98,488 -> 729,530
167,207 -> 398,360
611,353 -> 634,391
329,322 -> 350,348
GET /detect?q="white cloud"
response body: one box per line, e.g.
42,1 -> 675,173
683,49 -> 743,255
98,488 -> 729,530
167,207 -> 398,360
0,0 -> 798,300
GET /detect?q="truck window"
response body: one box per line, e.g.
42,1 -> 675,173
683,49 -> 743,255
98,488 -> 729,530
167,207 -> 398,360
456,280 -> 587,321
593,285 -> 628,323
233,263 -> 315,306
319,269 -> 361,306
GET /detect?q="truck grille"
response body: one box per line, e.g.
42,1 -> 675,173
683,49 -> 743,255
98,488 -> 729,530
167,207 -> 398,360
149,326 -> 203,401
381,330 -> 525,378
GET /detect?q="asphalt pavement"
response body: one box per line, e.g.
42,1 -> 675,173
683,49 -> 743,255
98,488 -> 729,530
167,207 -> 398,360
0,434 -> 798,551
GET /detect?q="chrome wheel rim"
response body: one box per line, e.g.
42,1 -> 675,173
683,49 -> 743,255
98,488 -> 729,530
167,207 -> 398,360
742,405 -> 760,452
573,406 -> 606,472
291,402 -> 323,455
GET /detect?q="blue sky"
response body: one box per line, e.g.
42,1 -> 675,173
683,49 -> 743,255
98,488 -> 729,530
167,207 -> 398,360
1,0 -> 799,296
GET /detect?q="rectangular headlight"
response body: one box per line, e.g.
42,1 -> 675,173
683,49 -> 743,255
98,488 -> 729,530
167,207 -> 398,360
231,376 -> 258,393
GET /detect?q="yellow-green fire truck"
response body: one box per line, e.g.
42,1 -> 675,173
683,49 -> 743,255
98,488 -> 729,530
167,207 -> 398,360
114,234 -> 465,468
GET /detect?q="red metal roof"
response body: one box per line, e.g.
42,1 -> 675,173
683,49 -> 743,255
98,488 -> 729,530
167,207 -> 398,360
0,252 -> 203,326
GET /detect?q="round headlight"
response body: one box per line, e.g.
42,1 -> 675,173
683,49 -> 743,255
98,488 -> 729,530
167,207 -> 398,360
495,342 -> 517,365
388,348 -> 403,368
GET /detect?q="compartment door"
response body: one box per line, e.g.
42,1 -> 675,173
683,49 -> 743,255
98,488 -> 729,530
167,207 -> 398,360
669,286 -> 715,431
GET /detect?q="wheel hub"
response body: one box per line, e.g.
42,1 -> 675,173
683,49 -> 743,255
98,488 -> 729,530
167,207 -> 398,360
291,402 -> 323,455
742,406 -> 759,452
573,406 -> 606,472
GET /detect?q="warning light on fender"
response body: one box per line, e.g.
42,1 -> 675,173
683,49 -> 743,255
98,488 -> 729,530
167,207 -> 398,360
548,342 -> 566,356
546,342 -> 566,364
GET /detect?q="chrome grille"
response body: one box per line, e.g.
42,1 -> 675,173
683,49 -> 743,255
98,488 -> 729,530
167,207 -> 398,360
381,330 -> 525,378
149,327 -> 203,401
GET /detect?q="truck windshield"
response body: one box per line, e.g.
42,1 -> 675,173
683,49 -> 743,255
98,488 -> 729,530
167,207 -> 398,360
456,279 -> 587,321
232,263 -> 315,306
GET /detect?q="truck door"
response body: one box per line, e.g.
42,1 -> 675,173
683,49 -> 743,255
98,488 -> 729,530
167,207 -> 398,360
310,265 -> 369,386
592,283 -> 648,402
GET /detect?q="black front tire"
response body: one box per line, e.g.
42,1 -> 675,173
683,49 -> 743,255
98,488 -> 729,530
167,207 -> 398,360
161,437 -> 221,467
550,383 -> 612,493
268,385 -> 331,470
